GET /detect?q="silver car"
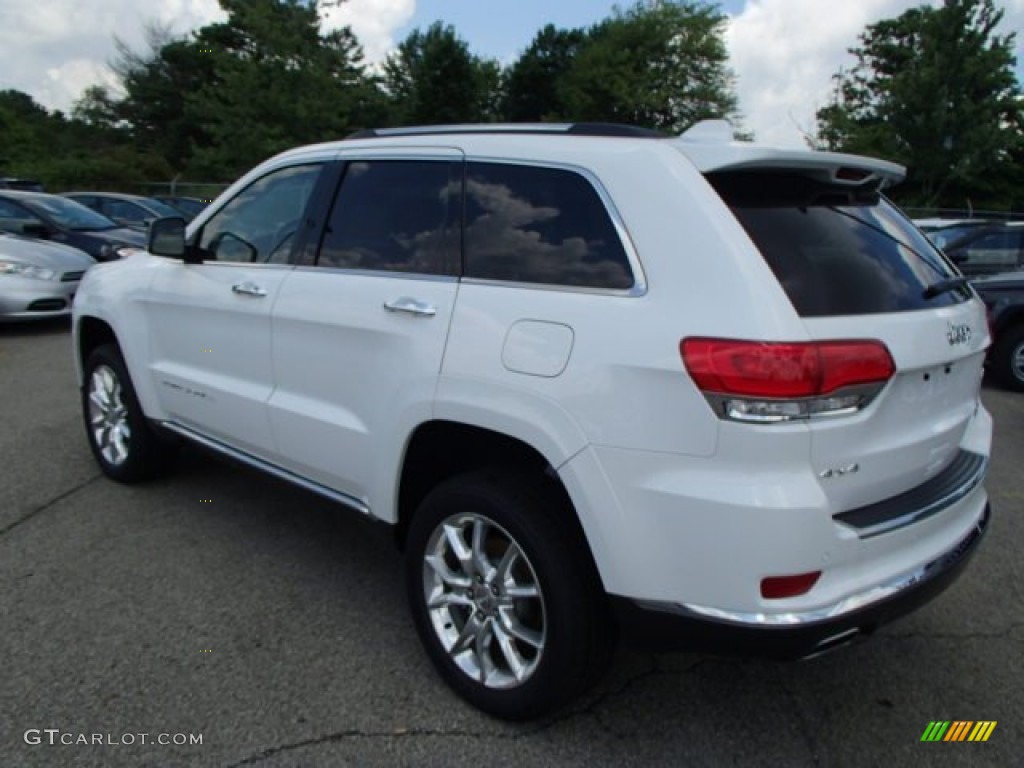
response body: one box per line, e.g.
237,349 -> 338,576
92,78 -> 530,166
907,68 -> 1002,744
0,233 -> 95,321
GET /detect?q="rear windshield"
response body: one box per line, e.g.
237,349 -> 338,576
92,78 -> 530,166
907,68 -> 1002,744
709,171 -> 969,316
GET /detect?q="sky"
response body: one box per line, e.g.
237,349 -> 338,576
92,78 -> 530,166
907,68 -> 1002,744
2,0 -> 1023,148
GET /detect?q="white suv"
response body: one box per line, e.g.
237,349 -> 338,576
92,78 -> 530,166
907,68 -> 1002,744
72,122 -> 992,719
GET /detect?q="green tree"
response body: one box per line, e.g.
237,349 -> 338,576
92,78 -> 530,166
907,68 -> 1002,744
558,1 -> 741,133
0,90 -> 55,173
502,25 -> 586,121
71,85 -> 123,132
814,0 -> 1024,209
185,0 -> 387,179
383,22 -> 501,125
0,89 -> 171,191
105,25 -> 218,170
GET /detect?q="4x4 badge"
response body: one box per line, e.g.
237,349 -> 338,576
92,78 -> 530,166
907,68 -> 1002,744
947,322 -> 971,346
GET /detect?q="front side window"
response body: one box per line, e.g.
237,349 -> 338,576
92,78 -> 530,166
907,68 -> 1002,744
317,160 -> 457,275
199,164 -> 322,264
463,162 -> 634,290
710,171 -> 968,316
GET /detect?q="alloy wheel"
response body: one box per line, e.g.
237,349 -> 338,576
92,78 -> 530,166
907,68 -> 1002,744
87,364 -> 131,466
422,512 -> 546,689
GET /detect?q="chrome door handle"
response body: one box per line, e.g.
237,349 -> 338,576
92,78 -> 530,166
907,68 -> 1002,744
232,281 -> 267,297
383,297 -> 437,317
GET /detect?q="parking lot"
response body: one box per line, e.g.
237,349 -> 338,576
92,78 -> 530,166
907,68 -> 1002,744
1,320 -> 1021,767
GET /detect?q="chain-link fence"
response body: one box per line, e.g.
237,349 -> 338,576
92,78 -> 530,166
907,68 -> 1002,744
902,207 -> 1024,222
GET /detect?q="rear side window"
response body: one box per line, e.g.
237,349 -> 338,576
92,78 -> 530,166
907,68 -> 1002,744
709,172 -> 967,316
464,162 -> 634,290
318,160 -> 457,275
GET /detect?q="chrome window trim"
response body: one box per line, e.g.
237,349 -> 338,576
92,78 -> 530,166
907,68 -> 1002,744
463,156 -> 648,297
292,265 -> 459,283
161,422 -> 371,517
334,147 -> 465,162
180,261 -> 296,271
459,276 -> 643,298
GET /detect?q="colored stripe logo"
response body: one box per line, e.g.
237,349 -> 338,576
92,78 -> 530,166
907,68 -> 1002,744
921,721 -> 996,742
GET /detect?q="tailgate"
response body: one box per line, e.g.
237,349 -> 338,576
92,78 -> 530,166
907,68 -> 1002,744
802,303 -> 988,514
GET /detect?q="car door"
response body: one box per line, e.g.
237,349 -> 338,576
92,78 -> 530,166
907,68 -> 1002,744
268,151 -> 462,510
144,161 -> 327,460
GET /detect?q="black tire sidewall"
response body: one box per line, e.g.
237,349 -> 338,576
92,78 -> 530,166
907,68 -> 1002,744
405,470 -> 604,720
993,326 -> 1024,392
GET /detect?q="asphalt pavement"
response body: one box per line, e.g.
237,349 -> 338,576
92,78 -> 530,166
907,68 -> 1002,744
1,320 -> 1021,767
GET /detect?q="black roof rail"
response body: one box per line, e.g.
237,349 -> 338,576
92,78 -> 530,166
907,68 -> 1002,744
566,123 -> 667,138
345,123 -> 668,140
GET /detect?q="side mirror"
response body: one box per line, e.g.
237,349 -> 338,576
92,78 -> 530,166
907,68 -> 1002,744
147,216 -> 187,259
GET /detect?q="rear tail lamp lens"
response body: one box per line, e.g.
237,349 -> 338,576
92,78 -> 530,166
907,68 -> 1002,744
681,338 -> 894,423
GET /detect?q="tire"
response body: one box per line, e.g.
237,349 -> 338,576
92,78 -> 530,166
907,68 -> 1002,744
82,343 -> 175,482
990,324 -> 1024,392
405,468 -> 613,720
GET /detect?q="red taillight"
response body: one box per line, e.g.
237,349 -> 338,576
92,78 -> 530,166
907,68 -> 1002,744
760,571 -> 821,599
680,338 -> 894,398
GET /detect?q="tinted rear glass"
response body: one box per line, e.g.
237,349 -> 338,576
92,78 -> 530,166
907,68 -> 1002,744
709,172 -> 968,316
464,162 -> 634,290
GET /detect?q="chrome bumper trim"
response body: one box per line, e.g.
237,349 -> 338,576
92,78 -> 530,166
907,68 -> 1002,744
672,506 -> 988,627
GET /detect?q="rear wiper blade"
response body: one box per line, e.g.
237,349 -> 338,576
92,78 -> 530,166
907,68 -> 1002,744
923,275 -> 970,299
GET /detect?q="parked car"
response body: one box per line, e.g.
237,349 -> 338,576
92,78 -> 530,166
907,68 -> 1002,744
63,192 -> 185,230
913,218 -> 993,249
0,177 -> 45,192
943,223 -> 1024,276
971,271 -> 1024,390
0,191 -> 145,261
153,195 -> 210,222
72,121 -> 991,719
0,231 -> 94,321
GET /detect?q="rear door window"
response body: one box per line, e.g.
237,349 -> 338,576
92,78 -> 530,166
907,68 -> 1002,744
317,160 -> 458,276
709,171 -> 968,316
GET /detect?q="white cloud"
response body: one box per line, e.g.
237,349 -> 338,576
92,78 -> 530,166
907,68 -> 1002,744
726,0 -> 1024,148
0,0 -> 225,114
319,0 -> 416,63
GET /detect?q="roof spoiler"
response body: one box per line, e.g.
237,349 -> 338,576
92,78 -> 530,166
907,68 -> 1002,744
674,120 -> 906,189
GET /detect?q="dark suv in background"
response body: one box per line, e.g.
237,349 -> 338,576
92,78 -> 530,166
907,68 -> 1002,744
972,272 -> 1024,390
945,223 -> 1024,277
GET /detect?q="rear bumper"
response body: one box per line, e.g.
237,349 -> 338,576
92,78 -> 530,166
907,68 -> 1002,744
611,503 -> 989,658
